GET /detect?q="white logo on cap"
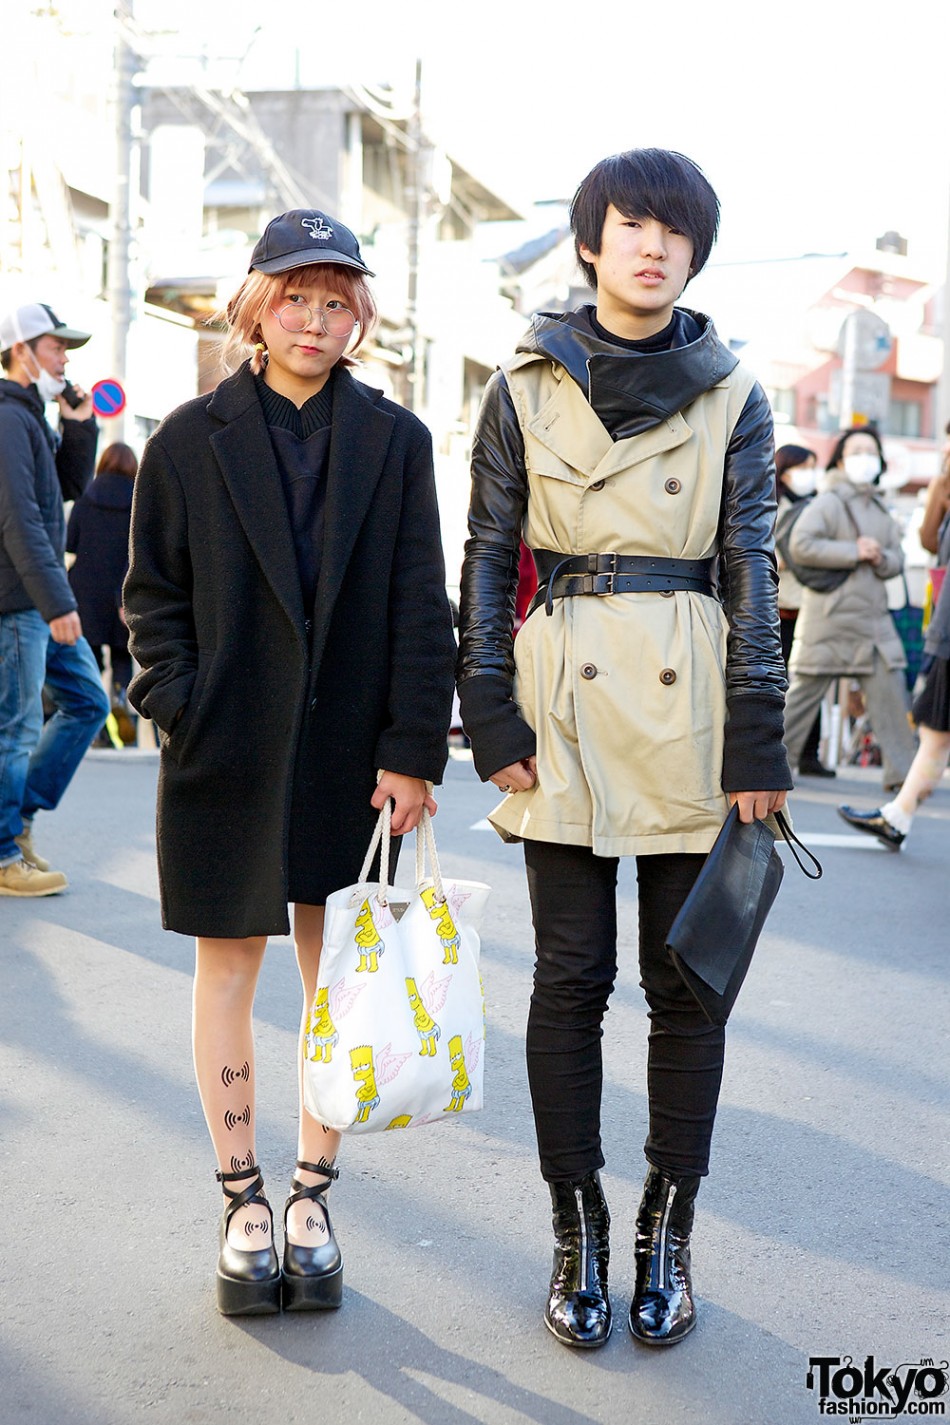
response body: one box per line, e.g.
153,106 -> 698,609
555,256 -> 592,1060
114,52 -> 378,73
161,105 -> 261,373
301,216 -> 333,241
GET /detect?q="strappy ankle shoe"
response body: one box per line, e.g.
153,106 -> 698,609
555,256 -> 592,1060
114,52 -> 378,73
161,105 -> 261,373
282,1160 -> 343,1311
215,1164 -> 281,1316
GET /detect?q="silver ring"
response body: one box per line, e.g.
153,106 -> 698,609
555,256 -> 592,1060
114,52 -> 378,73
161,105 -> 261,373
500,783 -> 512,793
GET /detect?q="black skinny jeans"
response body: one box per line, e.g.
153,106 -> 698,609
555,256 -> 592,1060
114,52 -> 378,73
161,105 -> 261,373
524,838 -> 725,1184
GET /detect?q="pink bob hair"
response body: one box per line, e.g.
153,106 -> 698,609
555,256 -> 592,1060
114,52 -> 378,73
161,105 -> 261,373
217,262 -> 378,375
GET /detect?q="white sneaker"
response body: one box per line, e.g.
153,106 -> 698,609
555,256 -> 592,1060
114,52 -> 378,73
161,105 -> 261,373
0,858 -> 68,896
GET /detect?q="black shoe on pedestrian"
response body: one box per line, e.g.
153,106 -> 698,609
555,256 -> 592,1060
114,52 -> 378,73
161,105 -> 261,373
629,1166 -> 699,1347
215,1164 -> 281,1316
544,1170 -> 612,1348
836,805 -> 905,850
282,1160 -> 343,1311
798,757 -> 836,778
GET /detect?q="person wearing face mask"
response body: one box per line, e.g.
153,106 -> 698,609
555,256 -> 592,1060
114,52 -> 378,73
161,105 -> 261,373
782,426 -> 917,793
774,444 -> 833,777
0,302 -> 109,895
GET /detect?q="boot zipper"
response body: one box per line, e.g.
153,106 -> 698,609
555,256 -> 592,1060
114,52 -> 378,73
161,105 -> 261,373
657,1182 -> 676,1290
575,1186 -> 588,1291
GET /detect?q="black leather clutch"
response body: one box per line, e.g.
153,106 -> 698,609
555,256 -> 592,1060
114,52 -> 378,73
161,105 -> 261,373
666,807 -> 821,1026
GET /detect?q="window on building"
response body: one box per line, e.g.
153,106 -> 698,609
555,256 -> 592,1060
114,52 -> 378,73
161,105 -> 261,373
766,387 -> 796,426
887,399 -> 922,438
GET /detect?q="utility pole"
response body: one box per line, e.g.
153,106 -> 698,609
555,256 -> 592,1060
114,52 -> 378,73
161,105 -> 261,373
106,0 -> 137,442
404,57 -> 423,413
938,173 -> 950,441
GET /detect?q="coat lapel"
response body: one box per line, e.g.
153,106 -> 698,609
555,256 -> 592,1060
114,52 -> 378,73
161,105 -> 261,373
208,368 -> 306,644
310,369 -> 395,672
523,366 -> 692,482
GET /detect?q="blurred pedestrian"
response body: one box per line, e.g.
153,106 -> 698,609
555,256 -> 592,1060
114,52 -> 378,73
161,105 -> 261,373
67,441 -> 138,744
782,427 -> 916,793
775,442 -> 833,776
457,148 -> 791,1351
0,302 -> 108,896
124,210 -> 455,1316
839,500 -> 950,848
918,420 -> 950,557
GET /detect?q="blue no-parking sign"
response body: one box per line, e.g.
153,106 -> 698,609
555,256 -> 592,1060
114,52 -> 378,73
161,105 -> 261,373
91,378 -> 127,418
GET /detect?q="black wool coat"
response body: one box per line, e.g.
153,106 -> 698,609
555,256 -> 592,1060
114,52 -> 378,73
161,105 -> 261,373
124,362 -> 456,938
66,471 -> 134,646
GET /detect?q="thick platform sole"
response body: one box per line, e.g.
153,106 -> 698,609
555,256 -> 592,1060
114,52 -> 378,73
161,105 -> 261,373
216,1269 -> 282,1316
282,1262 -> 344,1312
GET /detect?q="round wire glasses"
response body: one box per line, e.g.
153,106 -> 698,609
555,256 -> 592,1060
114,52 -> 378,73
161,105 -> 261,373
271,302 -> 358,338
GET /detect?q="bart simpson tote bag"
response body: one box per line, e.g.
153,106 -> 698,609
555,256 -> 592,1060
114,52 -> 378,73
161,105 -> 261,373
302,802 -> 490,1134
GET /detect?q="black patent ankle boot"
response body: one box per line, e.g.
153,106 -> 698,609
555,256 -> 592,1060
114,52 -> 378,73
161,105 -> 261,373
544,1170 -> 612,1348
628,1165 -> 699,1345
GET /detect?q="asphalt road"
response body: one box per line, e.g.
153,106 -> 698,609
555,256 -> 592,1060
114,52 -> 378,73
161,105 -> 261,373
1,747 -> 948,1425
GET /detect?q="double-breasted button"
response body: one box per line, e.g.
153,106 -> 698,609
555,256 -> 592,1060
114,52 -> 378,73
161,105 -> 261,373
659,667 -> 677,685
664,477 -> 682,495
580,663 -> 598,680
589,479 -> 606,491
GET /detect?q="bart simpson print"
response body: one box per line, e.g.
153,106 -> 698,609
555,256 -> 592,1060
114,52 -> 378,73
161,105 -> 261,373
405,976 -> 440,1056
349,1045 -> 380,1124
420,885 -> 461,964
445,1033 -> 472,1112
354,897 -> 384,973
304,986 -> 339,1064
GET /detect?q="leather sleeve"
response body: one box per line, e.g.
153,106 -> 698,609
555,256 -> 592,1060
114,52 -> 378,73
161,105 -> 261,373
456,371 -> 537,779
718,383 -> 794,791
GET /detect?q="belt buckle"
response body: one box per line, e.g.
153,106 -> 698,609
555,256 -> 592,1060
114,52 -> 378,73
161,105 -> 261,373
593,551 -> 617,596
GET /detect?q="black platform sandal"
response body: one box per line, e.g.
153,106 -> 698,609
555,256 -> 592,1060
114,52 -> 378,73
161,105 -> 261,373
282,1159 -> 344,1311
215,1164 -> 281,1316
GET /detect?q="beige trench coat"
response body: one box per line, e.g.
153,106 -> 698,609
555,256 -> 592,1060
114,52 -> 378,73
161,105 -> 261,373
788,481 -> 906,676
488,352 -> 758,856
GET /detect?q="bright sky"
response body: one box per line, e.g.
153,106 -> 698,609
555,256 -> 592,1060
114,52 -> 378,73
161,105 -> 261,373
138,0 -> 949,271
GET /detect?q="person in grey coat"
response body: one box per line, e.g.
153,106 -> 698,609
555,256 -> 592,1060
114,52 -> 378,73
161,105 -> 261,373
124,211 -> 456,1318
782,426 -> 917,791
839,505 -> 950,847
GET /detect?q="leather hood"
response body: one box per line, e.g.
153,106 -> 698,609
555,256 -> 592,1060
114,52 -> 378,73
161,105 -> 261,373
514,305 -> 739,439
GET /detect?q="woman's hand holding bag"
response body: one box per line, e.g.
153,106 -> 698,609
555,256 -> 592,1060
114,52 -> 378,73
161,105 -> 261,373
303,801 -> 490,1133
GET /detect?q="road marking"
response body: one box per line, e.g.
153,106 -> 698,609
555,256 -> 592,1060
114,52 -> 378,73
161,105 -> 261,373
780,832 -> 885,850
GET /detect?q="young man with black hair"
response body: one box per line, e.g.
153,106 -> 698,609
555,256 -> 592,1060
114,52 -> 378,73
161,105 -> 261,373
458,149 -> 792,1349
0,303 -> 108,895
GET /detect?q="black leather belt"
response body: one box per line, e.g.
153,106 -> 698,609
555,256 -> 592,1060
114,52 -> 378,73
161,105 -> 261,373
529,550 -> 716,618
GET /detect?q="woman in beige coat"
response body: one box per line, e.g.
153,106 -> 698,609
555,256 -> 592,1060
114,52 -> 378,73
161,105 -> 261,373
458,150 -> 791,1353
783,427 -> 917,790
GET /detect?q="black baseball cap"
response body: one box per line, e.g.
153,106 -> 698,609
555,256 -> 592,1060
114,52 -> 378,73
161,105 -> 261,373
249,210 -> 375,278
